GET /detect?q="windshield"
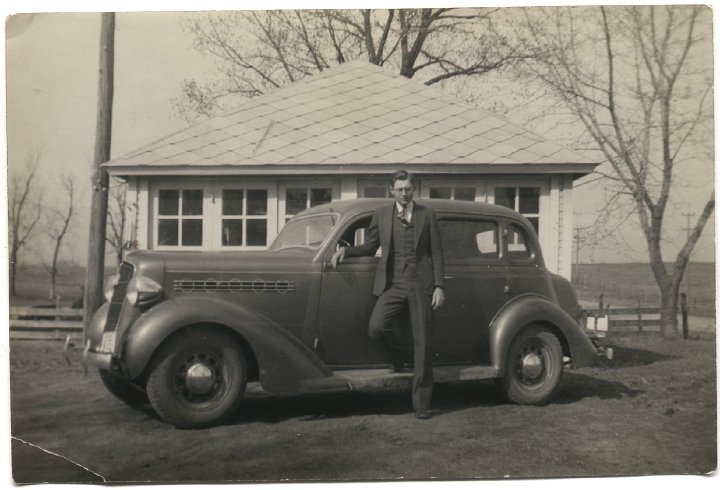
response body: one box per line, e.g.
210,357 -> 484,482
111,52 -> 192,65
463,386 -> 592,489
269,214 -> 337,251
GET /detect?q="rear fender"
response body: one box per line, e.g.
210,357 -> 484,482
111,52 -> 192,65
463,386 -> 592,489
490,294 -> 597,375
121,296 -> 332,391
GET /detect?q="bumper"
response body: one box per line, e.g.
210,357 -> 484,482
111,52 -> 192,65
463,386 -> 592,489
63,337 -> 113,370
84,345 -> 113,370
583,314 -> 613,360
586,331 -> 614,360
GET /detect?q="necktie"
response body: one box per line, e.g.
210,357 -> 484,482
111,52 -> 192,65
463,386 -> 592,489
398,205 -> 408,226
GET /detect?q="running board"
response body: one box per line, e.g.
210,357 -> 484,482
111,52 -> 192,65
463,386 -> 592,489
336,365 -> 498,391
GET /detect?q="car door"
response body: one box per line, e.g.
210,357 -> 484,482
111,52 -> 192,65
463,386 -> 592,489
433,214 -> 508,365
314,214 -> 388,366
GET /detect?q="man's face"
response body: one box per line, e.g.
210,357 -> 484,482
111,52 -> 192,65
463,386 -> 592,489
391,179 -> 414,207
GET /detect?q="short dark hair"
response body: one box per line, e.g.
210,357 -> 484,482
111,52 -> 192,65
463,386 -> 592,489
389,170 -> 415,187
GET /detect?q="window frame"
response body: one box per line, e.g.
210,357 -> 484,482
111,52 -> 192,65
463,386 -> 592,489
428,185 -> 478,202
152,185 -> 209,251
278,180 -> 340,224
216,187 -> 271,250
150,181 -> 273,251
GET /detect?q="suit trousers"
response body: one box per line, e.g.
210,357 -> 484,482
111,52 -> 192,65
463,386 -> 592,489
368,279 -> 434,412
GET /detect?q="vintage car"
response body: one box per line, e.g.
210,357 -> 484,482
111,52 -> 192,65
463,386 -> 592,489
76,199 -> 608,428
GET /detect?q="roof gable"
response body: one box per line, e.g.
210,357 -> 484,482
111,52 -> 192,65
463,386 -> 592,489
106,61 -> 597,170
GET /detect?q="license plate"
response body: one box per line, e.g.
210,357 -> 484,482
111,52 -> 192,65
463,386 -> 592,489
99,332 -> 116,353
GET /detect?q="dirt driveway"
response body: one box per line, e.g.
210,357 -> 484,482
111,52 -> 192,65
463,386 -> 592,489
9,334 -> 716,483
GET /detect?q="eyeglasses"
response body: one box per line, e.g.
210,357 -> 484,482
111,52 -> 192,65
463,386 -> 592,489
393,187 -> 414,194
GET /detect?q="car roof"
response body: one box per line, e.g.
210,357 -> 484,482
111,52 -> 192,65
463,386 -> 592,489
294,198 -> 526,220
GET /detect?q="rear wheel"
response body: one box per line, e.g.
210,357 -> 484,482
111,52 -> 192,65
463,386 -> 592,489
146,330 -> 247,429
501,324 -> 563,405
99,369 -> 148,405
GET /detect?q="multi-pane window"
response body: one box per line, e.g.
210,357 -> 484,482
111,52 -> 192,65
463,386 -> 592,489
285,187 -> 332,222
494,186 -> 540,234
362,185 -> 390,198
155,186 -> 270,250
221,189 -> 268,247
429,186 -> 476,201
157,189 -> 204,246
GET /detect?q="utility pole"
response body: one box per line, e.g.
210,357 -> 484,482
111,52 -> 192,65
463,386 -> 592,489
85,12 -> 115,317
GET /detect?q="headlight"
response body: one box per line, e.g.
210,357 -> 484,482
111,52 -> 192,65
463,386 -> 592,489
104,274 -> 119,302
126,276 -> 163,307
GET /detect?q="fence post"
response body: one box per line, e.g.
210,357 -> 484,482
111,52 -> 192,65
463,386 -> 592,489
599,293 -> 604,313
637,298 -> 643,332
681,293 -> 689,340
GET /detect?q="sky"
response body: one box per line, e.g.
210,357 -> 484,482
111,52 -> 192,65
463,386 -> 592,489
5,11 -> 210,268
2,1 -> 717,269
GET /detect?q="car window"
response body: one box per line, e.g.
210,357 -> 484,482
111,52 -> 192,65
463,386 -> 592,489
438,218 -> 499,260
269,214 -> 337,250
336,215 -> 382,256
507,222 -> 532,260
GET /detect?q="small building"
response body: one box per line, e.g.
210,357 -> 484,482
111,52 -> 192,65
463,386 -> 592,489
105,61 -> 598,279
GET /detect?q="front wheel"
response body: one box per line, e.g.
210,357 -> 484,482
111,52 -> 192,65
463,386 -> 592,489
500,324 -> 563,405
146,330 -> 247,429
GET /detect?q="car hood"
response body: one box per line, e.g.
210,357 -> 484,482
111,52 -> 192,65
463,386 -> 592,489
123,248 -> 316,275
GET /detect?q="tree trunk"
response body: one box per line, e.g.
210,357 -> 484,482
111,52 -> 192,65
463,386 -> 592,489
50,270 -> 57,300
9,252 -> 17,297
659,283 -> 680,337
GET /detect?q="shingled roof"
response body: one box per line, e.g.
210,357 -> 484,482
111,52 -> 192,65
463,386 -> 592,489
105,61 -> 597,175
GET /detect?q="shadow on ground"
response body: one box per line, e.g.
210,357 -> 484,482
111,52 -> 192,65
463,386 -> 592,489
115,369 -> 646,427
555,372 -> 645,403
594,345 -> 676,369
223,380 -> 516,424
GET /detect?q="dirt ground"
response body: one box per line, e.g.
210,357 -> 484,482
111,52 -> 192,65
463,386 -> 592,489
9,332 -> 717,484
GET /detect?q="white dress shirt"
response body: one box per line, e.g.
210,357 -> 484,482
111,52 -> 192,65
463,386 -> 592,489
395,200 -> 414,223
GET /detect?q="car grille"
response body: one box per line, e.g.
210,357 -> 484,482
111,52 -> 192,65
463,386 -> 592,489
104,262 -> 134,332
173,278 -> 296,294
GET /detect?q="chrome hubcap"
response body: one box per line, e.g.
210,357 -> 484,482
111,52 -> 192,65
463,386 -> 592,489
521,353 -> 543,379
175,352 -> 224,404
514,343 -> 547,386
185,363 -> 215,395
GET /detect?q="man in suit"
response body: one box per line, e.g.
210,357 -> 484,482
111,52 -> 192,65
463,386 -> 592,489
331,170 -> 445,419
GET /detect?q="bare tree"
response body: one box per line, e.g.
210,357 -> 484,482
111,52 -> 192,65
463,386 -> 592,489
106,177 -> 128,265
8,154 -> 43,297
175,8 -> 525,120
41,175 -> 76,300
518,6 -> 714,336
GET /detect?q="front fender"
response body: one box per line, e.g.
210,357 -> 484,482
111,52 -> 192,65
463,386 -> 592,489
490,295 -> 598,375
121,296 -> 334,391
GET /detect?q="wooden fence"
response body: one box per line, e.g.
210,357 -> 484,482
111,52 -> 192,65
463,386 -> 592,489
585,293 -> 695,337
8,306 -> 85,341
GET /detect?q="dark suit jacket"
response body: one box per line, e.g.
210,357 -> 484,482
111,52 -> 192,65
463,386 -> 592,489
344,202 -> 445,296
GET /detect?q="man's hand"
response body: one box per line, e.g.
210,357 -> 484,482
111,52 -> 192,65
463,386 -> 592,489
431,286 -> 445,310
330,248 -> 346,269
